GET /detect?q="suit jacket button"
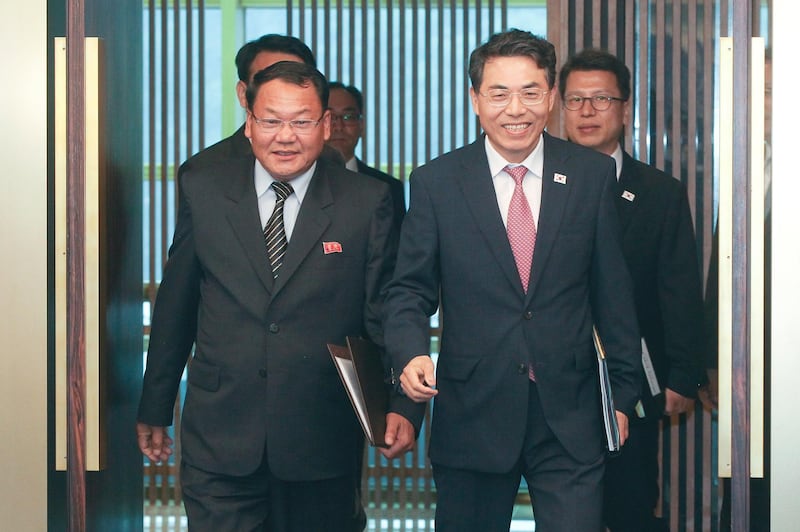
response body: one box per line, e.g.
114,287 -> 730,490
517,363 -> 527,374
523,311 -> 533,320
269,323 -> 279,333
258,368 -> 267,378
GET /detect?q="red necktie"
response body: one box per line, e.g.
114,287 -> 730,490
504,165 -> 536,293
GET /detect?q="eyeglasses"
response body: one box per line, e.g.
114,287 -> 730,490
562,95 -> 627,111
480,88 -> 549,107
250,113 -> 325,133
330,112 -> 362,124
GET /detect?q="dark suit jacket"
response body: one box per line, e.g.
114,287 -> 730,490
356,159 -> 406,227
179,125 -> 252,178
384,133 -> 641,470
615,152 -> 706,419
138,155 -> 423,480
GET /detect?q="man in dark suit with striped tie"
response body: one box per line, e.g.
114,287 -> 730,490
136,61 -> 424,532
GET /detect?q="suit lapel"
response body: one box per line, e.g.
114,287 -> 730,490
224,155 -> 276,298
454,140 -> 523,294
527,133 -> 572,302
271,162 -> 333,296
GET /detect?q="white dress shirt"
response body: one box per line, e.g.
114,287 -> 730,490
485,135 -> 544,228
254,160 -> 315,241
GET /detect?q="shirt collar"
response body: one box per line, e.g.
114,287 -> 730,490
484,134 -> 545,179
345,156 -> 359,173
611,144 -> 623,180
254,159 -> 316,203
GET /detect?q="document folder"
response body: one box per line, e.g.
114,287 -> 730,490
593,327 -> 621,453
327,336 -> 389,448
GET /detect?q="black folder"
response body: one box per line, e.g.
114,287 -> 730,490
327,336 -> 389,448
593,327 -> 621,453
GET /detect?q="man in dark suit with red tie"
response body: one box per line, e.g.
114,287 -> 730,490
136,61 -> 423,532
383,29 -> 641,532
559,48 -> 706,532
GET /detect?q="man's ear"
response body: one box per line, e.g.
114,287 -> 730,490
236,80 -> 248,109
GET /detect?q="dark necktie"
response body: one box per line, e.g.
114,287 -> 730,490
264,181 -> 294,278
504,165 -> 537,293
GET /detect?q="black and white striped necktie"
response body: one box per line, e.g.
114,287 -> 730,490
264,181 -> 294,278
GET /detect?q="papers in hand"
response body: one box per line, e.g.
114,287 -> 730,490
327,337 -> 390,448
593,327 -> 621,453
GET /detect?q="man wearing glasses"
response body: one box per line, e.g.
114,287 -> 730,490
137,61 -> 423,532
326,82 -> 406,227
383,30 -> 641,531
559,48 -> 706,532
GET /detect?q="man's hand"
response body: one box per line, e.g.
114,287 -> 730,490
664,388 -> 696,416
379,413 -> 416,460
136,423 -> 174,463
399,355 -> 438,402
615,411 -> 629,446
698,369 -> 718,411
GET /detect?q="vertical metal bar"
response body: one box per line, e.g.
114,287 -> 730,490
349,0 -> 356,83
66,0 -> 87,527
148,0 -> 157,313
299,0 -> 306,42
360,0 -> 367,157
372,0 -> 380,167
671,0 -> 681,179
324,0 -> 331,77
187,0 -> 193,161
160,0 -> 168,273
574,0 -> 584,51
399,0 -> 407,180
637,1 -> 647,161
198,0 -> 205,150
624,0 -> 633,154
423,0 -> 431,161
653,0 -> 664,169
411,0 -> 420,166
437,0 -> 443,158
687,1 -> 699,224
448,0 -> 455,154
387,0 -> 394,174
462,0 -> 469,145
336,0 -> 343,78
173,0 -> 181,213
608,0 -> 617,55
311,0 -> 319,58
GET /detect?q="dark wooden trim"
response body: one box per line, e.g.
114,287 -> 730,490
730,1 -> 753,530
66,0 -> 87,529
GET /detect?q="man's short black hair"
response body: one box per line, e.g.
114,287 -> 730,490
328,82 -> 364,114
235,34 -> 316,82
558,48 -> 631,101
469,29 -> 557,90
246,61 -> 329,111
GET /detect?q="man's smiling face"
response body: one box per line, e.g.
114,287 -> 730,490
469,55 -> 555,163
